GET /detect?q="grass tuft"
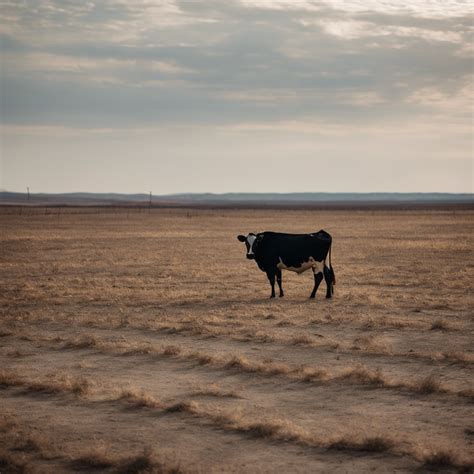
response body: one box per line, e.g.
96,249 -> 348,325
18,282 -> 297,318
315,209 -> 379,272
26,376 -> 92,397
458,388 -> 474,401
165,401 -> 199,414
70,445 -> 115,470
116,448 -> 183,474
351,335 -> 392,354
240,421 -> 283,438
414,375 -> 444,395
0,370 -> 23,388
188,352 -> 214,365
430,319 -> 452,331
163,345 -> 181,357
0,450 -> 28,473
338,366 -> 387,386
442,351 -> 474,364
62,334 -> 100,349
301,368 -> 329,383
0,370 -> 91,397
276,320 -> 293,327
225,356 -> 252,371
6,350 -> 27,358
422,451 -> 455,468
123,345 -> 155,356
291,335 -> 314,345
328,435 -> 394,453
119,389 -> 162,409
192,384 -> 240,399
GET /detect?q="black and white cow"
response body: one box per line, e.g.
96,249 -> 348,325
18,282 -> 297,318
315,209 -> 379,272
237,231 -> 335,299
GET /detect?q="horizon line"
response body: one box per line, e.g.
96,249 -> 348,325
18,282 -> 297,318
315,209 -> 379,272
1,190 -> 472,196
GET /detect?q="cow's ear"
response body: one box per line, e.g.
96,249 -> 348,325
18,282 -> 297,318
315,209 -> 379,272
256,234 -> 263,241
237,235 -> 246,242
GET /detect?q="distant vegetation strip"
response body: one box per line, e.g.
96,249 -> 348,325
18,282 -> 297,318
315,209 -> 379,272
1,191 -> 473,208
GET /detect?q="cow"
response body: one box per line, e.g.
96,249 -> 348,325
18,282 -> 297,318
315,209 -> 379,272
237,230 -> 335,299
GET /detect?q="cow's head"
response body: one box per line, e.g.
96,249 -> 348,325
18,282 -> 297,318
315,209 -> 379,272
237,233 -> 259,260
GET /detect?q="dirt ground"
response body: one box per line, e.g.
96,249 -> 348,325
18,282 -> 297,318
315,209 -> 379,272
1,207 -> 473,473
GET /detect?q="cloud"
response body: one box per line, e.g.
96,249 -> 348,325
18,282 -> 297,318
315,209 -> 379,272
0,0 -> 472,132
243,0 -> 472,18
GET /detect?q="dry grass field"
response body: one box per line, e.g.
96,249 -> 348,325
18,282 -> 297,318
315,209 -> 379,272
1,207 -> 473,473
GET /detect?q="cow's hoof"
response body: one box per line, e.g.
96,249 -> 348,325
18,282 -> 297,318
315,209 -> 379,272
279,294 -> 284,298
270,295 -> 275,299
309,295 -> 316,299
326,295 -> 332,299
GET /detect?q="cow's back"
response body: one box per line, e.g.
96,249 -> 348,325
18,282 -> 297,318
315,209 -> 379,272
256,231 -> 332,269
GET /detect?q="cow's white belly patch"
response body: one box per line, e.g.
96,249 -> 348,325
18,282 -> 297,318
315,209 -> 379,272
277,257 -> 325,274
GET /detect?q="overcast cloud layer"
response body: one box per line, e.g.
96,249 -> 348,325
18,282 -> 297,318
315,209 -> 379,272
1,0 -> 472,193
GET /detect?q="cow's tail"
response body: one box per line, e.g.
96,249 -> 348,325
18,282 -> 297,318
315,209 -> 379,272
328,242 -> 336,286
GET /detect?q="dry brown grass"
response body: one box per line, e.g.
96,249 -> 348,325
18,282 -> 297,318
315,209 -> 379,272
351,335 -> 393,354
191,384 -> 241,399
0,369 -> 23,388
441,351 -> 474,364
199,408 -> 401,457
119,389 -> 162,409
70,443 -> 184,473
291,335 -> 314,345
457,388 -> 474,399
276,319 -> 293,327
300,367 -> 330,383
1,208 -> 473,473
123,345 -> 156,356
114,448 -> 183,474
69,443 -> 116,470
0,450 -> 28,474
9,328 -> 474,402
6,349 -> 28,358
421,450 -> 474,472
1,411 -> 184,473
430,319 -> 454,331
13,328 -> 474,401
26,376 -> 92,397
162,345 -> 182,357
225,355 -> 291,376
411,375 -> 445,395
327,435 -> 395,453
406,349 -> 474,365
0,417 -> 51,458
0,369 -> 92,397
165,401 -> 199,414
337,366 -> 387,386
186,351 -> 216,366
252,331 -> 275,343
61,334 -> 102,349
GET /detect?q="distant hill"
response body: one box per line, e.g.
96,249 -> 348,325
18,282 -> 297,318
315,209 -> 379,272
0,191 -> 472,208
167,192 -> 473,203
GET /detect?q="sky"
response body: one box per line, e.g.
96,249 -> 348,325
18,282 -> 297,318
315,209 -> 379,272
0,0 -> 472,194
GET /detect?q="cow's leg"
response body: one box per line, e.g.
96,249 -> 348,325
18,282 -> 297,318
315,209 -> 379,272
324,265 -> 333,298
310,271 -> 323,299
276,269 -> 284,297
266,271 -> 276,298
